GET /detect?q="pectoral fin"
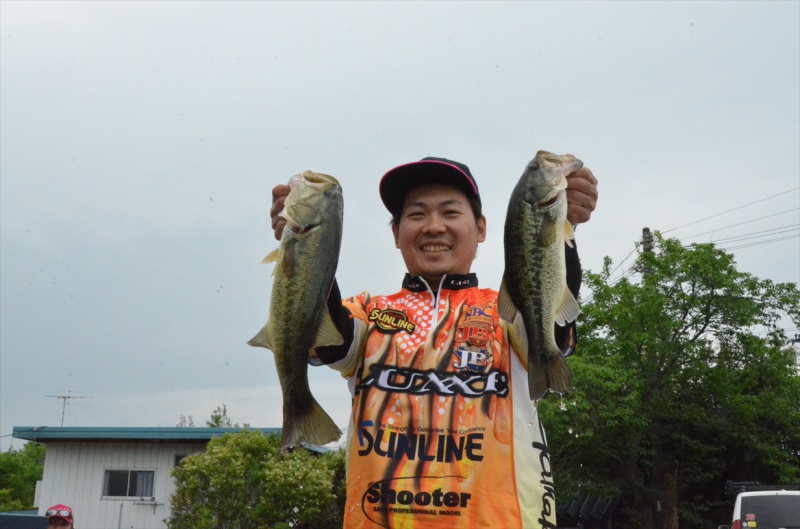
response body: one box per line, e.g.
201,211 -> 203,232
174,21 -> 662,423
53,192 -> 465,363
261,248 -> 281,278
554,286 -> 581,326
564,220 -> 575,249
261,248 -> 279,264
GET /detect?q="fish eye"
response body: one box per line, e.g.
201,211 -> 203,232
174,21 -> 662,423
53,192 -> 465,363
528,162 -> 539,172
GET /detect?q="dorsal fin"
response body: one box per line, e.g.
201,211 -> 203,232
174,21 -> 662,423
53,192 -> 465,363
247,323 -> 273,350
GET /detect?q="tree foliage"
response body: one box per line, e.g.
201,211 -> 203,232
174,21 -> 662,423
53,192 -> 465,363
168,430 -> 345,529
176,414 -> 195,427
176,404 -> 249,428
205,404 -> 249,428
541,234 -> 800,528
0,442 -> 46,511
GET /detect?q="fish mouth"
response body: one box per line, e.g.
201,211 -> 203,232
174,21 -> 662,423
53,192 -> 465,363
534,189 -> 566,211
286,220 -> 321,236
292,170 -> 342,191
537,151 -> 582,172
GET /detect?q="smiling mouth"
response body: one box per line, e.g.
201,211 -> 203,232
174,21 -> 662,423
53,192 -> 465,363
422,244 -> 451,252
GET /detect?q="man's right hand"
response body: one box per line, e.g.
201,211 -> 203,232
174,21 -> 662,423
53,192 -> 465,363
270,184 -> 291,240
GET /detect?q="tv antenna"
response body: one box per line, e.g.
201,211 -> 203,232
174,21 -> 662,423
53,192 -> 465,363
46,391 -> 92,426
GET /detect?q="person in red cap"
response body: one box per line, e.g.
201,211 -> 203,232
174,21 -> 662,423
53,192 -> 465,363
269,155 -> 597,528
45,504 -> 74,528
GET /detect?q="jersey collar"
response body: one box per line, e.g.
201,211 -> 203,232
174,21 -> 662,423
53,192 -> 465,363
402,273 -> 479,293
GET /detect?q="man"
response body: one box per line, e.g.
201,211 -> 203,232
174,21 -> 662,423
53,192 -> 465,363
270,155 -> 597,528
45,504 -> 74,529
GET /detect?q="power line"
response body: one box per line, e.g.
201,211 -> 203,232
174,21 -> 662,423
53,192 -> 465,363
681,208 -> 799,241
711,225 -> 799,244
662,187 -> 800,235
717,234 -> 799,251
683,229 -> 798,249
0,426 -> 45,440
606,245 -> 639,279
581,245 -> 640,305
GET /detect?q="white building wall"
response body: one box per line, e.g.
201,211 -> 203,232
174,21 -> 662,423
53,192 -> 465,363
37,441 -> 205,529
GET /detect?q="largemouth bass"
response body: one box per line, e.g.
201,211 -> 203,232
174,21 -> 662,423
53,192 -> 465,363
248,170 -> 343,448
499,151 -> 582,400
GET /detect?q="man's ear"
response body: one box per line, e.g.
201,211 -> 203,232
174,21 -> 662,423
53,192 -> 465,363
392,223 -> 400,248
477,215 -> 487,243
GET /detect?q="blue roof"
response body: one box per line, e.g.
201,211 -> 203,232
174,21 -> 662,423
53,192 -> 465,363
12,426 -> 282,443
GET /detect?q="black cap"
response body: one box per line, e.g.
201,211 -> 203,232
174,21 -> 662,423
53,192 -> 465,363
379,157 -> 481,217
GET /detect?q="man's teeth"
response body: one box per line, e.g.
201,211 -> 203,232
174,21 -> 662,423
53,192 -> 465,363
423,245 -> 449,252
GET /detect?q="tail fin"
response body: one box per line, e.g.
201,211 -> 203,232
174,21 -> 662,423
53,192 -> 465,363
529,354 -> 574,400
281,398 -> 341,449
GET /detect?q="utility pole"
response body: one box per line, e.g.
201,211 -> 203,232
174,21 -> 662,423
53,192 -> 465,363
46,391 -> 91,426
641,227 -> 654,276
642,227 -> 653,253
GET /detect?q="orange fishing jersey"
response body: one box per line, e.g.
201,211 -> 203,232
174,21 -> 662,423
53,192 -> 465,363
326,274 -> 558,529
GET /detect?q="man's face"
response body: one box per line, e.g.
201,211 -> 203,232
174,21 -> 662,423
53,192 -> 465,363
392,183 -> 486,285
47,519 -> 72,529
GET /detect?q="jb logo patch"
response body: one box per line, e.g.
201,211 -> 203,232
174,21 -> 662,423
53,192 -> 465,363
452,344 -> 493,373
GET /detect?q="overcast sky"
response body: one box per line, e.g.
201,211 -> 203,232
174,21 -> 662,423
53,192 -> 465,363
2,1 -> 798,451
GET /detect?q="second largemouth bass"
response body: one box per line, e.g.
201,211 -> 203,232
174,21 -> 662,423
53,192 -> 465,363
249,170 -> 343,448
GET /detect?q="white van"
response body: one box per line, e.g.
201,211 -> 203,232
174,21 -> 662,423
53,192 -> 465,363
718,490 -> 800,529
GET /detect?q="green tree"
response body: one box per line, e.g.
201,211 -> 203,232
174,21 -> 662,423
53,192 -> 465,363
0,442 -> 46,511
176,414 -> 195,427
169,430 -> 344,529
176,404 -> 250,428
205,404 -> 249,428
541,234 -> 800,528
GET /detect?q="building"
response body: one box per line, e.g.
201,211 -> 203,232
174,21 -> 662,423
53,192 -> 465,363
12,426 -> 281,529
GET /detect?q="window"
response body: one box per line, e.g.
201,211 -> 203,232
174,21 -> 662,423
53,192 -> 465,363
740,495 -> 800,529
174,454 -> 187,467
103,470 -> 155,497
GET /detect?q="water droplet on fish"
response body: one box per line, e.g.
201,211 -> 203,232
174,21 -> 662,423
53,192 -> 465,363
557,391 -> 567,411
